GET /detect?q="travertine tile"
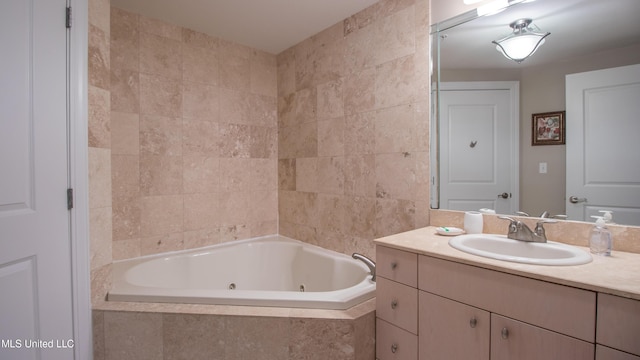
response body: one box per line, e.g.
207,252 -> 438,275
318,194 -> 346,237
182,44 -> 220,86
218,191 -> 251,225
182,119 -> 219,157
345,196 -> 376,239
112,238 -> 140,260
225,316 -> 289,360
220,54 -> 251,91
296,158 -> 318,193
318,117 -> 345,157
139,155 -> 183,196
219,158 -> 252,193
140,195 -> 183,236
345,154 -> 375,197
250,190 -> 278,224
139,74 -> 182,117
111,112 -> 139,155
318,156 -> 345,195
89,147 -> 112,209
344,68 -> 376,116
290,318 -> 355,360
89,85 -> 111,148
110,8 -> 139,72
374,5 -> 415,66
317,78 -> 345,120
375,54 -> 416,109
182,82 -> 219,120
250,125 -> 277,159
345,112 -> 375,155
278,159 -> 296,191
375,152 -> 416,200
110,68 -> 139,113
89,24 -> 110,90
375,198 -> 416,238
140,115 -> 182,156
251,158 -> 278,192
90,206 -> 113,269
140,16 -> 182,40
251,60 -> 278,97
140,232 -> 184,256
219,123 -> 251,158
183,156 -> 220,194
140,32 -> 182,80
183,193 -> 219,231
163,314 -> 226,360
89,0 -> 110,33
375,104 -> 417,153
103,312 -> 163,360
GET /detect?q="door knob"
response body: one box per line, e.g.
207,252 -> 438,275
498,192 -> 511,199
569,196 -> 587,204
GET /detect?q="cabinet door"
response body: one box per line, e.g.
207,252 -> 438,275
419,291 -> 490,360
491,314 -> 594,360
596,345 -> 640,360
597,293 -> 640,356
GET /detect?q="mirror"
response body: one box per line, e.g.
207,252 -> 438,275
431,0 -> 640,226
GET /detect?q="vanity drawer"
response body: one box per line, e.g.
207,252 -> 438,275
377,246 -> 417,287
418,255 -> 596,342
377,276 -> 418,334
376,318 -> 418,360
597,293 -> 640,356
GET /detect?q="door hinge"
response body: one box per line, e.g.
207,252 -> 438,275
66,6 -> 72,28
67,188 -> 74,210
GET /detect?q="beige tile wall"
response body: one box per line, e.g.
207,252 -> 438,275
109,7 -> 279,260
277,0 -> 432,260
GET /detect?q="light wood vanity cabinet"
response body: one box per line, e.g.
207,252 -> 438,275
376,246 -> 418,360
376,245 -> 640,360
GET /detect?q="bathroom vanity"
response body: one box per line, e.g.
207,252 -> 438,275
374,226 -> 640,360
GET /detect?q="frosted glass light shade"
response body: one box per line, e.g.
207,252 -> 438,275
492,19 -> 550,63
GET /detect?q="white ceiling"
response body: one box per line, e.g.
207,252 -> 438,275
110,0 -> 381,54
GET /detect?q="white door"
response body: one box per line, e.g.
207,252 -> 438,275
0,0 -> 75,359
438,82 -> 519,215
566,64 -> 640,225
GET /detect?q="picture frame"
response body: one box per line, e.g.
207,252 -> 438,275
532,111 -> 565,145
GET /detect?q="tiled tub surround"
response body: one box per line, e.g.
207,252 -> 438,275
93,298 -> 375,360
108,235 -> 376,310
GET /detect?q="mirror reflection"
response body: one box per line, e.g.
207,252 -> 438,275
431,0 -> 640,226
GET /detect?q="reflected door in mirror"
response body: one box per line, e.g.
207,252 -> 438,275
439,82 -> 519,214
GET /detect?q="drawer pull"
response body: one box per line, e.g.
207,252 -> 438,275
391,262 -> 398,270
391,343 -> 398,353
469,317 -> 477,328
501,327 -> 509,340
391,299 -> 398,309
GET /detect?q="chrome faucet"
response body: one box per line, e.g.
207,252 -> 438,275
352,253 -> 376,282
498,216 -> 557,243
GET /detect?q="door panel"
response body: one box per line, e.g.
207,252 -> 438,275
566,64 -> 640,224
0,0 -> 74,358
439,82 -> 519,215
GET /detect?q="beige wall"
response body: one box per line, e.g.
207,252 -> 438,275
440,44 -> 640,217
276,0 -> 431,259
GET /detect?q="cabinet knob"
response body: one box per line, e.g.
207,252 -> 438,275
501,327 -> 509,339
469,317 -> 477,328
391,343 -> 398,353
391,262 -> 398,270
391,299 -> 398,309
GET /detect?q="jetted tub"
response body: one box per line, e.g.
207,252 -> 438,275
108,235 -> 376,310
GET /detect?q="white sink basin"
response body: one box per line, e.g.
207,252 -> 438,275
449,234 -> 592,266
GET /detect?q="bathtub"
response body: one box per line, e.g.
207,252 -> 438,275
108,235 -> 376,310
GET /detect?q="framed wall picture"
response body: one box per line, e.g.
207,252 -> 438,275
532,111 -> 565,145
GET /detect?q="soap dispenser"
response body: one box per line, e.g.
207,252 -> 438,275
589,216 -> 612,256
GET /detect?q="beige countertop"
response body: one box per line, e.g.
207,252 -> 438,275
374,226 -> 640,301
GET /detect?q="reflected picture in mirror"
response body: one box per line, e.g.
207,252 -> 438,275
430,0 -> 640,226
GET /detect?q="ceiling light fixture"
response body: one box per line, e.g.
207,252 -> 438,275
492,18 -> 550,63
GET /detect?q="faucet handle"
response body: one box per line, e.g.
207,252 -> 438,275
534,219 -> 557,237
498,216 -> 519,234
